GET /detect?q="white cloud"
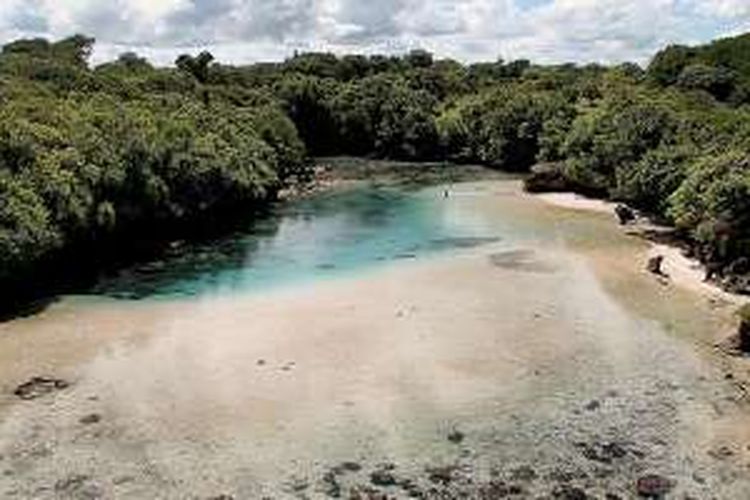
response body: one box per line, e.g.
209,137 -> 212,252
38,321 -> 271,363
698,0 -> 750,18
0,0 -> 749,65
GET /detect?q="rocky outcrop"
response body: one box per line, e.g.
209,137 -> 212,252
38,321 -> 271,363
524,163 -> 570,193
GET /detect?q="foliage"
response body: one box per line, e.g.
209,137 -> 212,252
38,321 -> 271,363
0,38 -> 304,301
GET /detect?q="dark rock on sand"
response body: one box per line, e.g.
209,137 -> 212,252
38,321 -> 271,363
584,400 -> 600,411
615,204 -> 636,225
370,467 -> 397,487
476,480 -> 519,498
552,484 -> 590,499
647,255 -> 665,276
332,461 -> 362,475
426,465 -> 458,485
635,474 -> 674,498
14,377 -> 69,400
708,445 -> 734,460
321,471 -> 341,497
79,413 -> 102,425
397,478 -> 424,498
576,441 -> 628,464
447,429 -> 465,444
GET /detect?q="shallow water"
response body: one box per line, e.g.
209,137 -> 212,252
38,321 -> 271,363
89,185 -> 504,300
0,178 -> 748,499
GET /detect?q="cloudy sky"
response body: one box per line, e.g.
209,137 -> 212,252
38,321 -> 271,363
1,0 -> 749,66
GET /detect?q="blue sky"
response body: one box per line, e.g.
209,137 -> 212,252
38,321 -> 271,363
1,1 -> 749,66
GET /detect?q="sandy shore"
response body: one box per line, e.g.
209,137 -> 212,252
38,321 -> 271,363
0,181 -> 748,498
534,191 -> 748,307
532,192 -> 615,214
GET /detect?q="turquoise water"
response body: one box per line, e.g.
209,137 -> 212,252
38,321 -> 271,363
90,184 -> 502,300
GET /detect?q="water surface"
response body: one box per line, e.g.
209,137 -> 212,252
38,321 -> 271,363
90,185 -> 503,300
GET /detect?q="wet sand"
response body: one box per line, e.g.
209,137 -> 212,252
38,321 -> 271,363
0,181 -> 749,499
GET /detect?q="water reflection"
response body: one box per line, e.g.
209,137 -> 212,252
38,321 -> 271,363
90,186 -> 501,300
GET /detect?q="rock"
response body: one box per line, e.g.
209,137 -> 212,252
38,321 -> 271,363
79,414 -> 102,425
584,400 -> 600,411
552,485 -> 590,499
615,204 -> 636,225
321,471 -> 341,497
708,445 -> 734,460
14,377 -> 69,400
370,469 -> 397,487
647,255 -> 665,276
576,441 -> 628,464
635,474 -> 673,498
332,461 -> 362,474
524,163 -> 568,193
426,465 -> 458,485
477,480 -> 510,498
397,478 -> 423,498
447,429 -> 465,444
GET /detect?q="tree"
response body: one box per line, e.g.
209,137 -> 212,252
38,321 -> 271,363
676,64 -> 736,101
176,51 -> 215,84
647,44 -> 696,86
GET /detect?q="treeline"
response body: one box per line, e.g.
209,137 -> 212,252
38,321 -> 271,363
0,36 -> 305,307
243,38 -> 750,292
1,33 -> 750,306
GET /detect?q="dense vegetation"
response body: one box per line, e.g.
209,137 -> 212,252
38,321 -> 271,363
1,32 -> 750,308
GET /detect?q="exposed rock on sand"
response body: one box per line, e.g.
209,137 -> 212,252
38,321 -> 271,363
534,190 -> 747,306
615,204 -> 636,225
647,255 -> 665,277
635,474 -> 674,498
13,377 -> 69,400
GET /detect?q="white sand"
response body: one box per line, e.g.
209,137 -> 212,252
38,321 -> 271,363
532,192 -> 615,214
535,191 -> 748,307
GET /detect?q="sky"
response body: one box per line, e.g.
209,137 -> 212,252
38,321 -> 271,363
1,0 -> 749,66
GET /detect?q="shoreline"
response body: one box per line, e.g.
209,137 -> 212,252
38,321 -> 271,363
532,191 -> 748,308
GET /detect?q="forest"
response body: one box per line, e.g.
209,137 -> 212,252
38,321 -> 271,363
1,32 -> 750,307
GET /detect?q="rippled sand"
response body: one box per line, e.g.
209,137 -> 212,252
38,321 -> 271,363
0,181 -> 748,499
